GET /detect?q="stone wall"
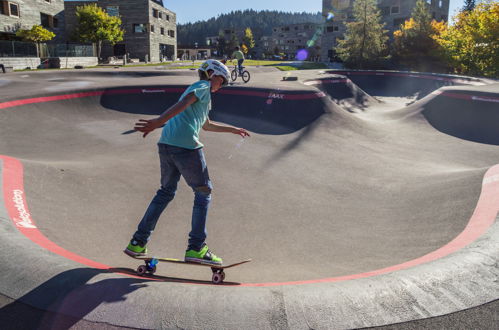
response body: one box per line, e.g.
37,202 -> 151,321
0,0 -> 65,42
0,57 -> 41,70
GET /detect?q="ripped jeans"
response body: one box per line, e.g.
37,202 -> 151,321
133,143 -> 212,251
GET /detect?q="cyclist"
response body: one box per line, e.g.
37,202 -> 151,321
231,46 -> 245,75
125,59 -> 250,265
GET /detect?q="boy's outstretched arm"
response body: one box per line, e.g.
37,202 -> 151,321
134,92 -> 197,138
202,119 -> 250,138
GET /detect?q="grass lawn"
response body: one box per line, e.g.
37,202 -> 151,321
14,59 -> 327,72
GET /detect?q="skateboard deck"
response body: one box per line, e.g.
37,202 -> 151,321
124,251 -> 251,284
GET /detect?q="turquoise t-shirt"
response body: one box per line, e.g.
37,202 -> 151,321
159,80 -> 211,149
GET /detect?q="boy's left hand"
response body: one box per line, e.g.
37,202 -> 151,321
134,118 -> 162,138
232,128 -> 250,138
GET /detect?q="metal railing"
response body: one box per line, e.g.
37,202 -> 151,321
0,40 -> 95,57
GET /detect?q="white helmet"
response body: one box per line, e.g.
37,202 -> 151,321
199,59 -> 230,86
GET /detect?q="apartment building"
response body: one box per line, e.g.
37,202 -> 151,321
259,23 -> 322,60
0,0 -> 65,42
65,0 -> 176,62
321,0 -> 450,61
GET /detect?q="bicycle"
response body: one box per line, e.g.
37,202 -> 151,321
229,60 -> 250,83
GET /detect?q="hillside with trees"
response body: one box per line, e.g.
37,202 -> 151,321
177,10 -> 323,45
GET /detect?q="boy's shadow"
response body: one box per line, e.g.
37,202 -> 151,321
0,267 -> 239,330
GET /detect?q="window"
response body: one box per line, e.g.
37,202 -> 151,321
44,0 -> 51,3
134,24 -> 147,33
9,2 -> 19,17
150,24 -> 155,33
40,13 -> 50,27
161,27 -> 164,35
165,14 -> 169,21
53,17 -> 58,28
327,26 -> 334,32
393,18 -> 407,27
107,6 -> 119,17
159,12 -> 162,19
152,8 -> 158,18
168,30 -> 175,38
381,7 -> 390,15
439,0 -> 443,8
391,6 -> 399,14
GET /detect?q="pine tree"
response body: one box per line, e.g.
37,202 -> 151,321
335,0 -> 389,69
392,0 -> 447,72
462,0 -> 476,12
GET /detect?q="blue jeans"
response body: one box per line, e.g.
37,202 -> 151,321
133,144 -> 212,251
237,59 -> 244,74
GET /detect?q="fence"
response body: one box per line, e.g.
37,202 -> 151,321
0,40 -> 37,57
0,40 -> 95,58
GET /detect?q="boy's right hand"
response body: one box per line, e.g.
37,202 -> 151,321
134,118 -> 162,138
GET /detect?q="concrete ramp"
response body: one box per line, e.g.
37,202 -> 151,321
0,68 -> 498,329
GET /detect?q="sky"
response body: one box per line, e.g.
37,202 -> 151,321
166,0 -> 467,24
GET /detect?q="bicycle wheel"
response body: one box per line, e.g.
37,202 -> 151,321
231,69 -> 238,82
242,70 -> 251,83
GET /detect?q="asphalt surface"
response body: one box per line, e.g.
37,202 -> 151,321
0,66 -> 498,329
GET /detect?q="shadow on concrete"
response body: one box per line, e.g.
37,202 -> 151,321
0,267 -> 242,329
0,268 -> 147,329
99,86 -> 327,135
422,91 -> 499,145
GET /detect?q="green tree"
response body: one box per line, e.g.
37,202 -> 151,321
225,33 -> 239,55
335,0 -> 389,69
73,4 -> 124,59
435,1 -> 498,77
16,25 -> 55,57
216,31 -> 227,57
392,0 -> 447,72
242,27 -> 256,55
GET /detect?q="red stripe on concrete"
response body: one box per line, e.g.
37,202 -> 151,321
0,88 -> 324,111
2,154 -> 498,286
240,165 -> 499,287
0,92 -> 104,109
0,155 -> 109,270
439,92 -> 499,103
330,71 -> 481,84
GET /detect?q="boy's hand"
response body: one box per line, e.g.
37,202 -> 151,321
232,128 -> 250,138
134,118 -> 162,138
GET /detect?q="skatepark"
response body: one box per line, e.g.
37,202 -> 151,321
0,66 -> 498,329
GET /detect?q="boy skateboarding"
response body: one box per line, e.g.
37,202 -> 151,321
125,59 -> 250,265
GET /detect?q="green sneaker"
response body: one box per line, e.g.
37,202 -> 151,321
185,244 -> 222,265
124,239 -> 147,257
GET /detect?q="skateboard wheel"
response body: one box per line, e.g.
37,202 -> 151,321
212,272 -> 223,284
221,271 -> 225,281
148,266 -> 157,274
137,265 -> 147,276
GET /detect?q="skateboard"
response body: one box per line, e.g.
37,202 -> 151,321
124,252 -> 251,284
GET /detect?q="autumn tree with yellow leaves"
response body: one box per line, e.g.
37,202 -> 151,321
434,1 -> 498,78
392,0 -> 448,72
